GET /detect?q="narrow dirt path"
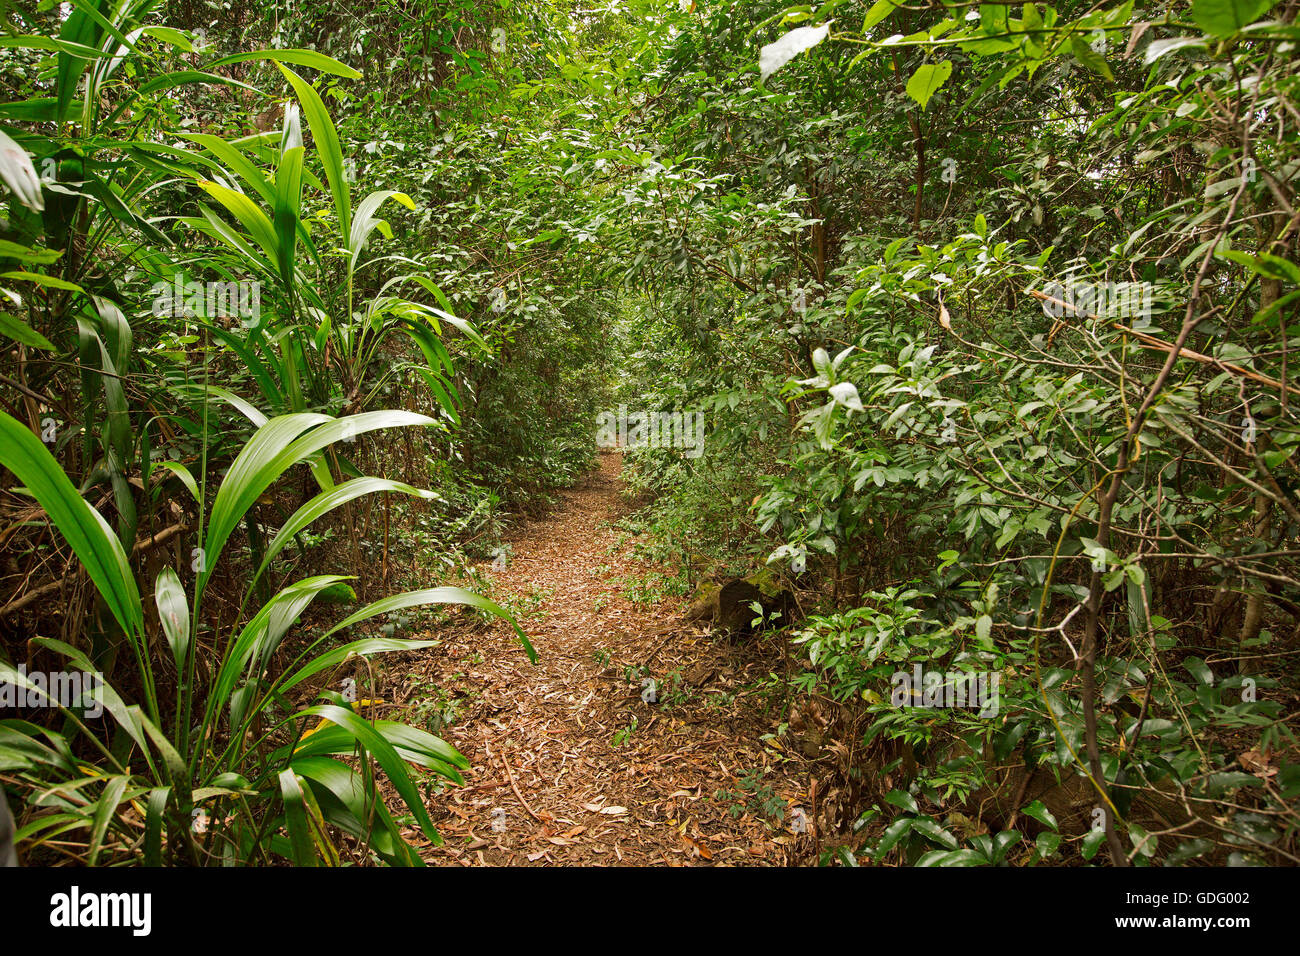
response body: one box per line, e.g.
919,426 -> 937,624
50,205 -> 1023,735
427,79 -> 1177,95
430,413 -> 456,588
394,453 -> 816,865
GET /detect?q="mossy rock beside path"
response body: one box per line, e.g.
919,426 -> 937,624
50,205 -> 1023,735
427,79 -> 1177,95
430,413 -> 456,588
686,570 -> 793,634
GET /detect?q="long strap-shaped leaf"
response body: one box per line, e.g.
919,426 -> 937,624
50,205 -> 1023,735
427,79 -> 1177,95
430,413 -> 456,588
321,586 -> 537,663
278,769 -> 319,866
349,189 -> 414,268
276,637 -> 435,696
196,411 -> 434,607
209,574 -> 352,721
178,132 -> 277,206
249,478 -> 436,592
0,412 -> 142,638
276,64 -> 350,240
197,179 -> 280,262
290,756 -> 422,866
297,704 -> 442,846
291,719 -> 467,779
208,49 -> 362,79
273,105 -> 305,288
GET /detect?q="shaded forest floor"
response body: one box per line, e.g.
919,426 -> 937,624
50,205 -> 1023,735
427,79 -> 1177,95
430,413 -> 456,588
385,453 -> 819,865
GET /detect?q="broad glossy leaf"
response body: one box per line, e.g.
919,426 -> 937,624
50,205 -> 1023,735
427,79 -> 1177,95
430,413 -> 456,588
278,637 -> 436,696
87,774 -> 130,866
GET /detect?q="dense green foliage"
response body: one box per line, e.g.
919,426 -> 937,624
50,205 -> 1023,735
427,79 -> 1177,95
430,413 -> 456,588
602,0 -> 1300,866
2,0 -> 1298,866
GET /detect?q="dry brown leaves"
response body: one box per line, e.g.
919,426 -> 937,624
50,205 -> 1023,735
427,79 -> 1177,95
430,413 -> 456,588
381,454 -> 818,866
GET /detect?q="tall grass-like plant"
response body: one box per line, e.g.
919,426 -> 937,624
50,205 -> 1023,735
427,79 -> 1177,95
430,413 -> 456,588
180,63 -> 483,424
0,0 -> 376,568
0,410 -> 534,865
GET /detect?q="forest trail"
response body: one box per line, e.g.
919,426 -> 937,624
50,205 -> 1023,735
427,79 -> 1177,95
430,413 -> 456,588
395,453 -> 814,865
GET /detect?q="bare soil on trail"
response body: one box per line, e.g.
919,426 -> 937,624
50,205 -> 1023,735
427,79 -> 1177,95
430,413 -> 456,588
390,453 -> 819,866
